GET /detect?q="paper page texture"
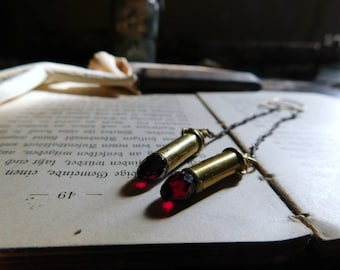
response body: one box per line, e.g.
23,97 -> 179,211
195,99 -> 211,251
0,91 -> 310,248
199,90 -> 340,242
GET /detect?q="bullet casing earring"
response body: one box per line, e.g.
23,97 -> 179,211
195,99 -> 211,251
160,148 -> 256,201
136,98 -> 304,184
137,128 -> 214,181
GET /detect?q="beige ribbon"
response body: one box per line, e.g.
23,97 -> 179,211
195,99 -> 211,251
0,51 -> 139,104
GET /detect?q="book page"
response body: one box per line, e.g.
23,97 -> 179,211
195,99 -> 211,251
199,90 -> 340,245
0,91 -> 310,249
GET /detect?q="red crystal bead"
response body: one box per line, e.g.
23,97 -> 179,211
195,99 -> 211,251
160,170 -> 197,201
137,153 -> 168,181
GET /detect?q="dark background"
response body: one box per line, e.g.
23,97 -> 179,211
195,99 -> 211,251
0,1 -> 340,268
1,0 -> 340,79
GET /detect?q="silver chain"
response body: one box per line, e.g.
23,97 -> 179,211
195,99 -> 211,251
208,99 -> 303,157
212,107 -> 279,140
248,108 -> 301,156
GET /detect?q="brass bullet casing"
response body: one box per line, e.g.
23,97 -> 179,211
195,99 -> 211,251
188,148 -> 252,193
137,128 -> 214,181
158,128 -> 213,173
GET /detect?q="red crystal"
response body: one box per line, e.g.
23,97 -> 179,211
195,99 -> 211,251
134,181 -> 147,189
137,153 -> 168,181
160,170 -> 197,201
161,200 -> 175,214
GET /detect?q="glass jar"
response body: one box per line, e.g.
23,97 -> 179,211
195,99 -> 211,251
112,0 -> 160,62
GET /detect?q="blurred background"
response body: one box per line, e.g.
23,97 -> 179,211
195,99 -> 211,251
1,0 -> 340,80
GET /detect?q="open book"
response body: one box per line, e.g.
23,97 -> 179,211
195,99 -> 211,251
0,89 -> 339,268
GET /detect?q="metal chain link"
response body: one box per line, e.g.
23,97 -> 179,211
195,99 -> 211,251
249,109 -> 301,157
213,106 -> 279,140
208,103 -> 302,158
